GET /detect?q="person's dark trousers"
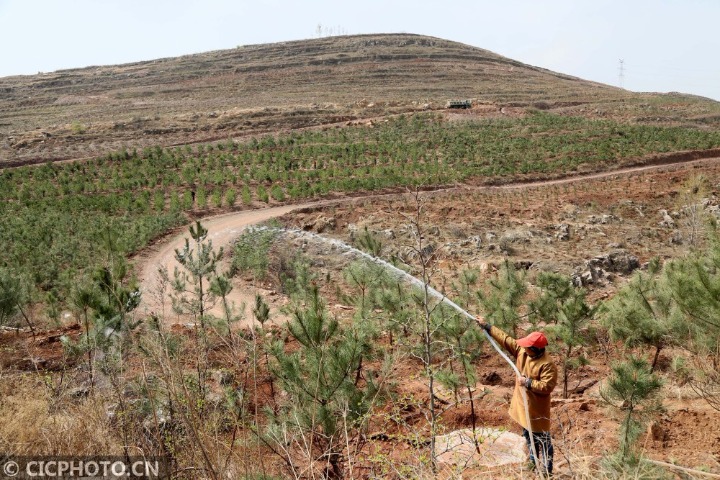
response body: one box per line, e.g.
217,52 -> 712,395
522,429 -> 554,474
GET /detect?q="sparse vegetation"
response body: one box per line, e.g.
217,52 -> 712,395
2,33 -> 720,479
6,112 -> 720,306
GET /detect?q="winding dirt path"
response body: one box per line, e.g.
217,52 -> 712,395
136,154 -> 720,325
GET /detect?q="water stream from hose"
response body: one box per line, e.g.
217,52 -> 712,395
248,226 -> 544,473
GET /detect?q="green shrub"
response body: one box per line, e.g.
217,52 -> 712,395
182,190 -> 193,210
257,185 -> 269,203
225,188 -> 236,207
241,185 -> 252,205
270,185 -> 285,202
169,191 -> 181,213
153,190 -> 165,212
196,186 -> 207,209
211,189 -> 222,208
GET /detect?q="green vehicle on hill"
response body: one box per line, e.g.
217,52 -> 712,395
446,99 -> 472,109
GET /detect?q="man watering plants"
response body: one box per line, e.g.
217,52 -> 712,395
476,316 -> 558,475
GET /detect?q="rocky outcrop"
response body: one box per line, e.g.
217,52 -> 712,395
301,215 -> 336,233
658,209 -> 676,228
590,250 -> 640,275
586,214 -> 616,225
555,223 -> 570,241
572,249 -> 640,287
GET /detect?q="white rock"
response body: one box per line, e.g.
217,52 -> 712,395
435,428 -> 526,469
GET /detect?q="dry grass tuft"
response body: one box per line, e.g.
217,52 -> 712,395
0,374 -> 120,456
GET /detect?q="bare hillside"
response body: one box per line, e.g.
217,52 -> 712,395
2,33 -> 719,166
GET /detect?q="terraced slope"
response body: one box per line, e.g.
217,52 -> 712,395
3,33 -> 719,166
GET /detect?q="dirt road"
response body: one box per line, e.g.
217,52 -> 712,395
138,204 -> 301,325
136,155 -> 720,325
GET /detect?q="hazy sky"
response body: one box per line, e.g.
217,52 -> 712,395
2,0 -> 719,100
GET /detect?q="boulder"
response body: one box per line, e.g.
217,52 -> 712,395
659,209 -> 675,228
514,261 -> 534,270
435,428 -> 526,469
317,216 -> 336,233
573,264 -> 605,287
670,231 -> 683,245
500,229 -> 533,244
589,250 -> 639,275
530,261 -> 562,273
555,224 -> 570,241
421,243 -> 436,258
569,378 -> 598,395
67,386 -> 90,398
301,215 -> 336,233
588,214 -> 616,224
460,235 -> 483,249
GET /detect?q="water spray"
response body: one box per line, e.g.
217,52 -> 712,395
249,226 -> 544,475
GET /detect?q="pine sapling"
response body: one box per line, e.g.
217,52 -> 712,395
600,260 -> 677,372
477,260 -> 528,337
171,221 -> 223,396
600,356 -> 663,467
531,272 -> 594,398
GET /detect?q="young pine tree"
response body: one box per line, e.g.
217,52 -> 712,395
225,188 -> 237,207
600,356 -> 663,468
70,283 -> 100,390
452,268 -> 480,311
437,308 -> 486,451
662,236 -> 720,354
209,274 -> 241,343
171,221 -> 223,393
600,260 -> 679,372
341,260 -> 388,316
659,234 -> 720,410
196,186 -> 207,209
376,278 -> 413,349
252,293 -> 276,407
477,260 -> 528,336
169,190 -> 181,213
266,286 -> 379,479
0,269 -> 36,336
171,221 -> 224,324
531,272 -> 594,398
241,184 -> 252,205
354,226 -> 383,258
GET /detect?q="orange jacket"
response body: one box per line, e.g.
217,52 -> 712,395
488,326 -> 558,432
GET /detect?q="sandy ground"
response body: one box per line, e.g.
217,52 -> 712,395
137,204 -> 302,325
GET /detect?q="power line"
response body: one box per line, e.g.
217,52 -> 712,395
618,59 -> 625,88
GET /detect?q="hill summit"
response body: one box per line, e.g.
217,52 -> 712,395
1,33 -> 718,166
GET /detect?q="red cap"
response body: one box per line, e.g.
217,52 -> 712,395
516,331 -> 548,348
